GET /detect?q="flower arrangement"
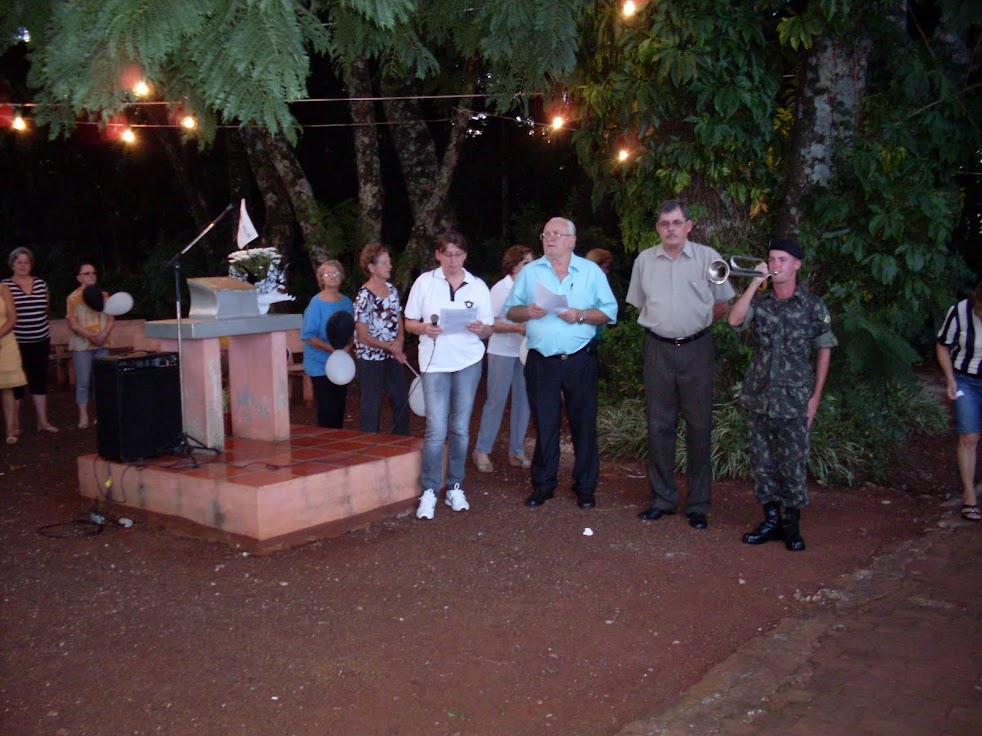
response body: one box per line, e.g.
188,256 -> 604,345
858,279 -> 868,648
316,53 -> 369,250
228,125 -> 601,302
228,247 -> 281,288
227,246 -> 295,312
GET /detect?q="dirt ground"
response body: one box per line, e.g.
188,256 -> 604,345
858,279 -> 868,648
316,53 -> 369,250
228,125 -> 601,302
0,380 -> 959,736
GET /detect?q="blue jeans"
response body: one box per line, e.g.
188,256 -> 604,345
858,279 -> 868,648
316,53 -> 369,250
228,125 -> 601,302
72,348 -> 109,405
954,371 -> 982,435
420,359 -> 483,493
475,354 -> 530,456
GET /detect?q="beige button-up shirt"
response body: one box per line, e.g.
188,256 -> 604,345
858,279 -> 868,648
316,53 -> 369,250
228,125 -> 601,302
626,240 -> 734,339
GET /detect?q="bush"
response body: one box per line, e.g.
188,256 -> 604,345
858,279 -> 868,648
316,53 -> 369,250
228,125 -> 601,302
596,379 -> 947,487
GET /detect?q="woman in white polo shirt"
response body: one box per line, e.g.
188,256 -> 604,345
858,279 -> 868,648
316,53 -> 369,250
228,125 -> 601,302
404,231 -> 494,520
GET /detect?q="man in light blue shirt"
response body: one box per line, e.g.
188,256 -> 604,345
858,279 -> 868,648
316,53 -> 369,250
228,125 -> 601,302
505,216 -> 618,509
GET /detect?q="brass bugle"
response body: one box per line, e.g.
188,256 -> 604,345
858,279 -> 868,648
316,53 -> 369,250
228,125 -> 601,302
708,256 -> 775,285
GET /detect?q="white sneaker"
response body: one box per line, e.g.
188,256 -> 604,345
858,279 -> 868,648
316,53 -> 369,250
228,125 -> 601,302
416,489 -> 437,520
445,484 -> 470,512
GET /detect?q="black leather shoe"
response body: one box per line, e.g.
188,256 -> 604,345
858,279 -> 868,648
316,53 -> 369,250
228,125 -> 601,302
638,506 -> 674,521
687,512 -> 708,529
525,489 -> 554,507
577,494 -> 596,509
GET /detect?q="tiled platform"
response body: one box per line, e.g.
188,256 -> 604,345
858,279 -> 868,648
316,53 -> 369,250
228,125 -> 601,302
77,425 -> 422,552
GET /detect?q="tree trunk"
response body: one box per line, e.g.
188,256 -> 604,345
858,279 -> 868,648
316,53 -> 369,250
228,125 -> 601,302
239,128 -> 295,250
346,56 -> 384,243
380,75 -> 474,284
240,128 -> 331,265
777,36 -> 872,236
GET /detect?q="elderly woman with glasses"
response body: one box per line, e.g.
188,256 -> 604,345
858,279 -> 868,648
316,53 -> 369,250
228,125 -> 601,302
404,231 -> 494,520
66,262 -> 115,429
3,246 -> 58,433
301,259 -> 354,429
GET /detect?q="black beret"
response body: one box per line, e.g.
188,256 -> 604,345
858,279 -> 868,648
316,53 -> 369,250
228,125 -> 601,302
770,237 -> 804,260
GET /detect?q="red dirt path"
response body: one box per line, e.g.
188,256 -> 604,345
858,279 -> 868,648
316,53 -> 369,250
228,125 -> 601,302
0,387 -> 955,736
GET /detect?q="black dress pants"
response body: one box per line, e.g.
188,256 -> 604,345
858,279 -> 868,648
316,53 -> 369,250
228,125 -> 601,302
524,346 -> 599,496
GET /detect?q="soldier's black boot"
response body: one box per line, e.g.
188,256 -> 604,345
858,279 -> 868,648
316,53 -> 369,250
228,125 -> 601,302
782,507 -> 806,551
742,502 -> 783,545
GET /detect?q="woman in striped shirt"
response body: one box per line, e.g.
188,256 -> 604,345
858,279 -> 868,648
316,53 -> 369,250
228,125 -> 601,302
936,280 -> 982,522
3,247 -> 58,433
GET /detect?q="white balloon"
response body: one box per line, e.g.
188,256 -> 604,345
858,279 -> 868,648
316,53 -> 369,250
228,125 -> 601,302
518,337 -> 529,366
408,375 -> 426,417
103,292 -> 134,316
325,350 -> 356,385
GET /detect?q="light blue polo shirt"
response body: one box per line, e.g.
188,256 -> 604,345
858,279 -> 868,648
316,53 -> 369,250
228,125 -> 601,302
504,254 -> 617,357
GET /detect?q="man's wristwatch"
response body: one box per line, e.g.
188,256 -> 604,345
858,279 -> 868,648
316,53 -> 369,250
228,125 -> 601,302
577,310 -> 585,324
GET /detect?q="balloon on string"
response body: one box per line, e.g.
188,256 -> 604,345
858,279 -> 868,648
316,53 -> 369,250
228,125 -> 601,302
326,310 -> 355,348
408,376 -> 426,417
325,349 -> 355,385
82,285 -> 105,313
103,292 -> 134,316
518,337 -> 529,366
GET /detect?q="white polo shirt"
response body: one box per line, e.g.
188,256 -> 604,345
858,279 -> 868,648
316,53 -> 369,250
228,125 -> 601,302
405,267 -> 494,373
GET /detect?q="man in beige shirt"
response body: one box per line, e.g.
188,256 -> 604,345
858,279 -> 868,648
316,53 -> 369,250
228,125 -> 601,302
626,200 -> 733,529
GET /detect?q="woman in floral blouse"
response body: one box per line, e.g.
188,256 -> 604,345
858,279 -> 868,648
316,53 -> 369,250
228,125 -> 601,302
353,243 -> 409,435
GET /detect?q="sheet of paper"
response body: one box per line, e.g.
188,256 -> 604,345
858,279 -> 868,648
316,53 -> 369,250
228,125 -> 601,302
439,307 -> 478,335
535,281 -> 569,314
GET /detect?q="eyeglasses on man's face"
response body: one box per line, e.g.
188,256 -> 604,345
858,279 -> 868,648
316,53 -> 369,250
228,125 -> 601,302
439,250 -> 466,260
321,270 -> 341,278
540,231 -> 572,241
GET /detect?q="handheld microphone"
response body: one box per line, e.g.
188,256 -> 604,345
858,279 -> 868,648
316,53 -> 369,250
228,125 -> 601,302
430,314 -> 439,326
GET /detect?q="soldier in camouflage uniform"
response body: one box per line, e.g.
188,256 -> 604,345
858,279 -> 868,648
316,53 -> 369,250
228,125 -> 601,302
727,238 -> 837,551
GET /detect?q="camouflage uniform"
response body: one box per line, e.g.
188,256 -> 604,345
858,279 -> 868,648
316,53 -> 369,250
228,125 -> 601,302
734,286 -> 837,509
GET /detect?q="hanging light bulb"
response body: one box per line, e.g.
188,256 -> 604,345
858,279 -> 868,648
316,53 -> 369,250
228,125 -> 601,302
623,1 -> 637,17
551,116 -> 565,130
181,115 -> 197,130
12,114 -> 27,131
617,148 -> 630,162
121,128 -> 137,144
132,80 -> 151,97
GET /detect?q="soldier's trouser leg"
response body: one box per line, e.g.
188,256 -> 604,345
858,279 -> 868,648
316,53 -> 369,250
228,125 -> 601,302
749,412 -> 810,509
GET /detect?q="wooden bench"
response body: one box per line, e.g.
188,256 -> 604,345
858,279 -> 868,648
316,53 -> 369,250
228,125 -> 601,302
286,352 -> 313,405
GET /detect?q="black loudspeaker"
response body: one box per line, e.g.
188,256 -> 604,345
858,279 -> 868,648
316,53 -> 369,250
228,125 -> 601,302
94,353 -> 182,462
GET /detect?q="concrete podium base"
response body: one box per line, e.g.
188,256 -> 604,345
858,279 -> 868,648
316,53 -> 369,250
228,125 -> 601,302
77,426 -> 422,553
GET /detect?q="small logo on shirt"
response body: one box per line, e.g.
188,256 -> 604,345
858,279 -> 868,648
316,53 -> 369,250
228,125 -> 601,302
465,300 -> 474,308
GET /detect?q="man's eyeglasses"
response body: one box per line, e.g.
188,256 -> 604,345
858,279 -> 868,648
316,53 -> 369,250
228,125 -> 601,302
321,271 -> 341,278
440,250 -> 466,260
540,231 -> 572,240
657,220 -> 688,229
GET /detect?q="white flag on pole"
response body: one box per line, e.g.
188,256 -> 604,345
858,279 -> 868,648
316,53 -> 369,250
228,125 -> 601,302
236,198 -> 259,249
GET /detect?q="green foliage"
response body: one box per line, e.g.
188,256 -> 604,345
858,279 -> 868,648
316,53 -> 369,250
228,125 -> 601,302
595,308 -> 645,402
576,0 -> 782,249
576,0 -> 980,391
5,0 -> 330,143
831,302 -> 921,383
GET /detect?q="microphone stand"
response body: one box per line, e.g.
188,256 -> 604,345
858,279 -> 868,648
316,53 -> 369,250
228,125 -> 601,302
162,203 -> 235,466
